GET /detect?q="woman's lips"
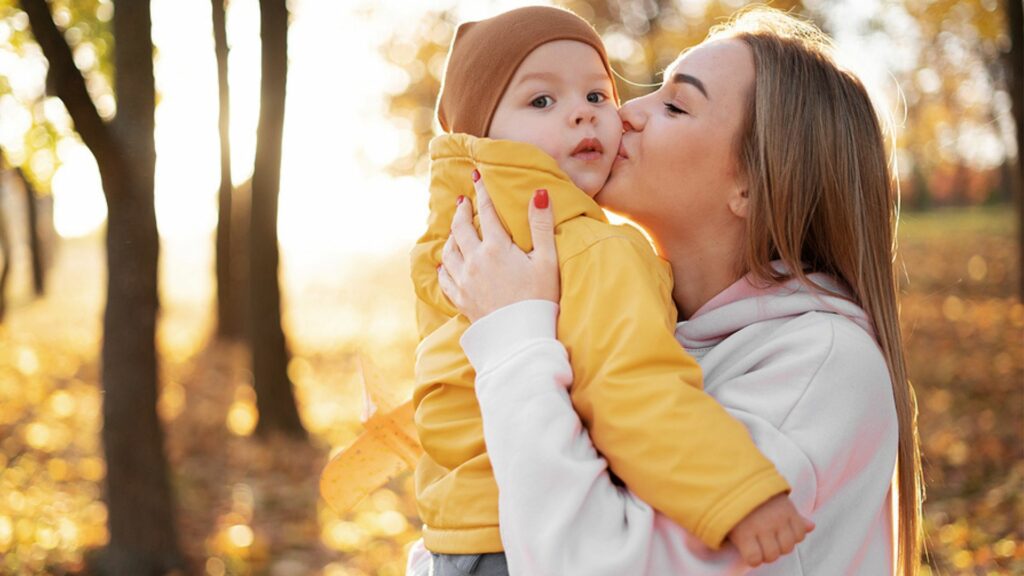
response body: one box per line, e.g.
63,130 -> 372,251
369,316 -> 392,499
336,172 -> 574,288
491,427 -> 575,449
616,142 -> 630,160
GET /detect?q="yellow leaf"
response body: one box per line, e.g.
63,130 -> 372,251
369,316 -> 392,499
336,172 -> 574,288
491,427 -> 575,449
319,404 -> 421,514
320,355 -> 422,514
358,355 -> 403,418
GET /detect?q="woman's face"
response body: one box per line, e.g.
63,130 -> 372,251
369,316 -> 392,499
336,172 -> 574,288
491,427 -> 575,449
597,39 -> 755,246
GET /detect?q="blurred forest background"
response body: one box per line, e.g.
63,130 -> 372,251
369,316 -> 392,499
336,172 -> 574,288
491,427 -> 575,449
0,0 -> 1020,575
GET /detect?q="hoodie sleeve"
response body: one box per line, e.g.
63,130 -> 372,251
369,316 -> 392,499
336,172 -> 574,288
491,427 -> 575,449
551,235 -> 789,548
464,301 -> 813,576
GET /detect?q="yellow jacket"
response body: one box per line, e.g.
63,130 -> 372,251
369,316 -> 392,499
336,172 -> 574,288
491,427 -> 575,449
410,134 -> 790,554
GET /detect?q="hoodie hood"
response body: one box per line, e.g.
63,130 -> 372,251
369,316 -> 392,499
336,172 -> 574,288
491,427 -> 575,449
676,263 -> 875,349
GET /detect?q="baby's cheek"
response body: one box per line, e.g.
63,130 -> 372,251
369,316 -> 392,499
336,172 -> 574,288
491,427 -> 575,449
604,128 -> 623,152
603,107 -> 623,136
531,133 -> 566,163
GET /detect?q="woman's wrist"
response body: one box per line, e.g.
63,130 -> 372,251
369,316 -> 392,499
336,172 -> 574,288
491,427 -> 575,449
460,300 -> 559,373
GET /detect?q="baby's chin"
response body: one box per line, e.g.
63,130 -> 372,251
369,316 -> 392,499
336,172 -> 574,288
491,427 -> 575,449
566,170 -> 611,199
591,170 -> 623,209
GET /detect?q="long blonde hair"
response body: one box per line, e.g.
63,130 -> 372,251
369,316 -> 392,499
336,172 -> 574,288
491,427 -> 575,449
707,8 -> 923,575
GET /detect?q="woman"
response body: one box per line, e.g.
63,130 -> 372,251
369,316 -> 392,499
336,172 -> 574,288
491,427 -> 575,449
435,7 -> 922,576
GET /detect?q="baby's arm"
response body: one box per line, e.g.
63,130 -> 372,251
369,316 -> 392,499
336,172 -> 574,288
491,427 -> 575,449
727,493 -> 815,566
463,300 -> 818,575
412,314 -> 480,468
556,233 -> 791,549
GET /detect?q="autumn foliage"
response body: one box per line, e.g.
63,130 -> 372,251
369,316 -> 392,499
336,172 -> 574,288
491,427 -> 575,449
0,206 -> 1017,574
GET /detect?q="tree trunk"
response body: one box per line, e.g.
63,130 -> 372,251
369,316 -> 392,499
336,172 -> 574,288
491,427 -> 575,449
951,162 -> 970,206
15,168 -> 45,295
250,0 -> 306,438
212,0 -> 243,339
910,160 -> 931,211
1006,0 -> 1023,300
0,154 -> 10,322
19,0 -> 184,572
231,179 -> 251,340
103,1 -> 184,572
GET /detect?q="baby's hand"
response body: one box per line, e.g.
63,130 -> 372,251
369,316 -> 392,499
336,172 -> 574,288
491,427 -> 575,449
726,494 -> 815,566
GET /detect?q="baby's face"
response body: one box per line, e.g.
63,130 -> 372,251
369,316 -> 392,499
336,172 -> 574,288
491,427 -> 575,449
488,40 -> 622,197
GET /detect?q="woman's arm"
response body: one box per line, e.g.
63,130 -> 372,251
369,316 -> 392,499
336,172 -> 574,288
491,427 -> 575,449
440,181 -> 823,569
461,294 -> 907,576
462,300 -> 818,575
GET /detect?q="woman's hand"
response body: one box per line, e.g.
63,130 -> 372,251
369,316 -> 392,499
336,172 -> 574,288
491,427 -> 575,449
437,170 -> 560,322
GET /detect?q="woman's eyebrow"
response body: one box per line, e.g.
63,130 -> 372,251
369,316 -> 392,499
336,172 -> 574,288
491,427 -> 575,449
671,73 -> 709,100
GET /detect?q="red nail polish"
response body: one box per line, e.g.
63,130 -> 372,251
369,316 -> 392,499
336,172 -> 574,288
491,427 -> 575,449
534,189 -> 549,209
456,195 -> 464,205
472,169 -> 481,182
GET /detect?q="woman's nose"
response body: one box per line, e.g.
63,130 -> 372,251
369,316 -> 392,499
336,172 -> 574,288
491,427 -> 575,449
618,98 -> 645,132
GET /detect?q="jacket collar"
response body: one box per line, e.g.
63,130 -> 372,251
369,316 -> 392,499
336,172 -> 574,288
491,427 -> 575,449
429,134 -> 607,252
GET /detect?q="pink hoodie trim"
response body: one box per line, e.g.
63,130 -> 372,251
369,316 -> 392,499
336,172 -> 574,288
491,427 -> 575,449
678,261 -> 875,349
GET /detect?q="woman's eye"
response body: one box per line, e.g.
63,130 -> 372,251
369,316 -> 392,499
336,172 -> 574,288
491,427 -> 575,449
587,91 -> 607,104
664,102 -> 687,115
530,95 -> 554,108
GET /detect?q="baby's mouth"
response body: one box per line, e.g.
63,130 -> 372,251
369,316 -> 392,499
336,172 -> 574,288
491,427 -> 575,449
571,138 -> 604,161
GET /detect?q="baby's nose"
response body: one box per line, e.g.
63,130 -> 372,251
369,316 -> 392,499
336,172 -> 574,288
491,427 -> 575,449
573,105 -> 596,125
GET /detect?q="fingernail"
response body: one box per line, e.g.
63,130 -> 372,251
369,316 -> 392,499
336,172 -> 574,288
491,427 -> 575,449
437,263 -> 442,271
533,189 -> 549,209
456,195 -> 464,206
472,169 -> 481,182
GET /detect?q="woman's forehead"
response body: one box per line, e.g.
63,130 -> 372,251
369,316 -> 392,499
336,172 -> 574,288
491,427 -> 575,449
664,39 -> 753,94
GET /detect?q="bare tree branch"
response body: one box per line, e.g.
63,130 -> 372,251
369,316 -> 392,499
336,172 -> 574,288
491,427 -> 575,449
19,0 -> 120,184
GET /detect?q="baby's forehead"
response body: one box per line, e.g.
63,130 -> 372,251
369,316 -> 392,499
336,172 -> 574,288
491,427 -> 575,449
511,69 -> 614,86
509,39 -> 613,86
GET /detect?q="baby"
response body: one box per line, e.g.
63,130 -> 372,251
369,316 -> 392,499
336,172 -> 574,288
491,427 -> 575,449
408,6 -> 812,575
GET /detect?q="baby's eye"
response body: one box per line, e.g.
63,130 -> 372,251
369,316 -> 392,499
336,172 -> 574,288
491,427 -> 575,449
530,95 -> 554,108
587,91 -> 607,104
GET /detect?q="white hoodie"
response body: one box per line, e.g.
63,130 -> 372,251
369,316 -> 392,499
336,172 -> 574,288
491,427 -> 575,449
449,271 -> 898,575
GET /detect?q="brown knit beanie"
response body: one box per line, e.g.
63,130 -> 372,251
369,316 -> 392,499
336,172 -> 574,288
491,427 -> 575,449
436,6 -> 619,137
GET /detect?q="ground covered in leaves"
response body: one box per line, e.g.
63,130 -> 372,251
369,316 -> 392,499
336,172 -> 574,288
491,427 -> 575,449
0,206 -> 1020,575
